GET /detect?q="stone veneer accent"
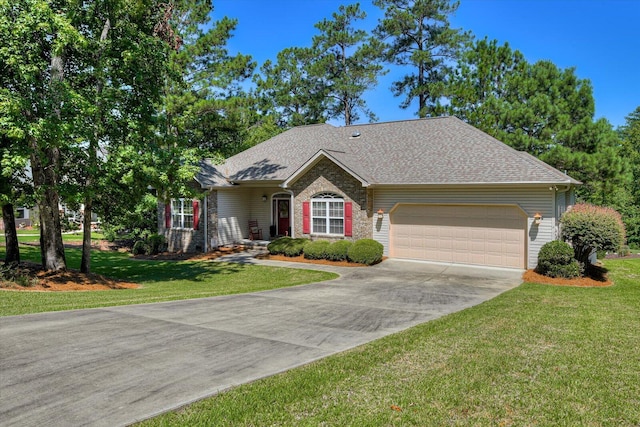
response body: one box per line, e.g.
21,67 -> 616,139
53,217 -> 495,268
290,157 -> 372,241
157,189 -> 218,253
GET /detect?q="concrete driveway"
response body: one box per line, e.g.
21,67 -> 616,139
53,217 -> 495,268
0,257 -> 522,426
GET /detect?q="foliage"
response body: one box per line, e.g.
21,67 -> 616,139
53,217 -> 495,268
132,240 -> 150,256
535,240 -> 582,279
446,39 -> 632,203
100,192 -> 158,243
132,234 -> 166,256
347,239 -> 384,265
326,240 -> 353,261
618,106 -> 640,246
374,0 -> 470,117
561,203 -> 626,268
310,3 -> 386,125
254,47 -> 328,127
267,237 -> 310,257
303,240 -> 331,260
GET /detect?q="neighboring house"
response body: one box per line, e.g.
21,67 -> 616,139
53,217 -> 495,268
0,206 -> 33,230
159,117 -> 580,269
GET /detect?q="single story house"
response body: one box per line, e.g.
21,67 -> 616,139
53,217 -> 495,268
159,116 -> 580,270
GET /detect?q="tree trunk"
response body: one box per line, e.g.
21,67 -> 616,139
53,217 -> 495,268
2,204 -> 20,263
81,17 -> 111,274
30,141 -> 66,271
80,199 -> 92,273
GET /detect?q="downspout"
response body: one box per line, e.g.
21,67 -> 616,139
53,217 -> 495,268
203,192 -> 208,253
555,184 -> 571,240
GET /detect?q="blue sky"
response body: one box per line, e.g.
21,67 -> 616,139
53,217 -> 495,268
212,0 -> 639,129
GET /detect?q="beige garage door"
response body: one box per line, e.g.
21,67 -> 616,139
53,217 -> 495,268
390,204 -> 526,268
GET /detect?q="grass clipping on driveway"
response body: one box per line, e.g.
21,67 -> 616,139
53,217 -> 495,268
137,258 -> 640,426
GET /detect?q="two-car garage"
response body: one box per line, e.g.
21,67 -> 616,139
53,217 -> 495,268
389,204 -> 527,269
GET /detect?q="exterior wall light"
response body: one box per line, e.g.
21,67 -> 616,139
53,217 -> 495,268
377,208 -> 384,219
262,195 -> 267,202
533,212 -> 542,225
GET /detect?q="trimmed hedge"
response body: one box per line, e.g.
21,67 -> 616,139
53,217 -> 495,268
535,240 -> 581,279
326,240 -> 353,261
347,239 -> 384,265
304,240 -> 331,259
267,237 -> 310,257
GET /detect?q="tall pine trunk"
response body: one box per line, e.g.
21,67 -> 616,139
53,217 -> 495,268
2,204 -> 20,263
81,18 -> 111,274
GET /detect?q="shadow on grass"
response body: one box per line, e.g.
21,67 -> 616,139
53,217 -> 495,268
5,245 -> 246,284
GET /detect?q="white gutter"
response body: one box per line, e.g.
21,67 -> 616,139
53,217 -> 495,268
203,194 -> 208,253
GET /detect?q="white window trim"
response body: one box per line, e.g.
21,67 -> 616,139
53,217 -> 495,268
171,198 -> 194,229
311,193 -> 344,236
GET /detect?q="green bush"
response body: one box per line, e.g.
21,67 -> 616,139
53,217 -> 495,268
561,203 -> 626,268
267,237 -> 310,257
536,240 -> 581,279
147,233 -> 167,255
619,245 -> 631,257
348,239 -> 384,265
132,240 -> 150,255
304,240 -> 331,260
545,262 -> 582,279
326,240 -> 353,261
267,237 -> 291,255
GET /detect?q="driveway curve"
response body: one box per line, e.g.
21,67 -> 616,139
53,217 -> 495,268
0,256 -> 521,426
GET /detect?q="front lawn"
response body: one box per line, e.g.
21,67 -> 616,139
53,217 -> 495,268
0,246 -> 337,316
137,258 -> 640,426
0,230 -> 105,244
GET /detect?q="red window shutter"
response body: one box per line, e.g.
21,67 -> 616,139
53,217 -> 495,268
165,203 -> 171,228
344,202 -> 353,237
192,200 -> 199,230
302,201 -> 310,234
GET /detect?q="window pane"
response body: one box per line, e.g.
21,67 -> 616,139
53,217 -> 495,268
329,219 -> 344,234
329,201 -> 343,217
183,214 -> 193,229
183,202 -> 193,215
313,218 -> 326,234
312,201 -> 326,217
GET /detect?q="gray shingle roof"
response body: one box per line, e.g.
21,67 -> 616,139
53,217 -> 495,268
197,116 -> 580,187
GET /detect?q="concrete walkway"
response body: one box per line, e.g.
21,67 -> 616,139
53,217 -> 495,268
0,256 -> 522,426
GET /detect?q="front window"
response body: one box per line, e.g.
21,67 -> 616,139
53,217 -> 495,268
172,199 -> 193,228
312,193 -> 344,235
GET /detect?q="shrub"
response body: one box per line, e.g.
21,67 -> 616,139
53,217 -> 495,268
304,240 -> 331,260
619,245 -> 631,257
561,203 -> 626,269
132,240 -> 150,255
348,239 -> 384,265
326,240 -> 353,261
536,240 -> 581,278
283,238 -> 310,257
267,237 -> 291,255
147,233 -> 167,255
267,237 -> 310,257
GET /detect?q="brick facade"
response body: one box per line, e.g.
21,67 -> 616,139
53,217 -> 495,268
290,157 -> 372,241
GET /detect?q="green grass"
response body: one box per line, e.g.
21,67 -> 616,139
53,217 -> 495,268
136,258 -> 640,426
0,246 -> 337,316
1,230 -> 105,244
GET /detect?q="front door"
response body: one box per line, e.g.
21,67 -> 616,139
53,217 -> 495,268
277,199 -> 290,236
